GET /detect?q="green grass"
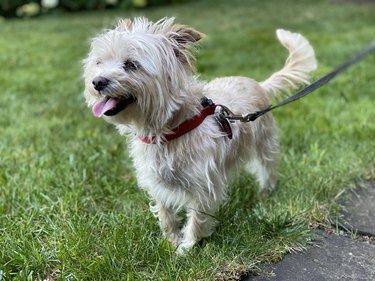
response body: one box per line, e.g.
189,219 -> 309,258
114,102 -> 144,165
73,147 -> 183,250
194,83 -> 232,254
1,0 -> 374,280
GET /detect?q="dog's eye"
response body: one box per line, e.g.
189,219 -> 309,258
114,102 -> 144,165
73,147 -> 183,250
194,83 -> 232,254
96,60 -> 102,66
123,60 -> 137,71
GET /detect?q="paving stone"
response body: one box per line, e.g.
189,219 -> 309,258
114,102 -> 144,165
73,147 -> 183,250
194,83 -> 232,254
245,179 -> 375,281
339,179 -> 375,236
246,230 -> 375,281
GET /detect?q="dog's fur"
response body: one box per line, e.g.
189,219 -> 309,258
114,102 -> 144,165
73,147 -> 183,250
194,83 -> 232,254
83,17 -> 317,254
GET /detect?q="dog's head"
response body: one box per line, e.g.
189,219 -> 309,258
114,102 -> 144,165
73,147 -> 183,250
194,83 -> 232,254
83,17 -> 205,131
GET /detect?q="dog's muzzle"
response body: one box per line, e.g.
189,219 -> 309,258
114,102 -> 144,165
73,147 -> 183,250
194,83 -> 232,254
92,76 -> 110,92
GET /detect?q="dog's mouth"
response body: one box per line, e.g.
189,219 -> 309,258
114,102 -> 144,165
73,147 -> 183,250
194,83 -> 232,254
92,96 -> 136,117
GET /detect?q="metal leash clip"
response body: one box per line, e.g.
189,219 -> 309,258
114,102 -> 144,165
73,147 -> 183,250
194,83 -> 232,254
215,105 -> 271,123
214,105 -> 233,139
213,104 -> 274,139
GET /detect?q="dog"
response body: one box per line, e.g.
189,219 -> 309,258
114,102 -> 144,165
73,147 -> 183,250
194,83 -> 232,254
83,17 -> 317,254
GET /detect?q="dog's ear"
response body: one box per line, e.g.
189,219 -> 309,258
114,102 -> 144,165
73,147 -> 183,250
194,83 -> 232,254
116,18 -> 133,31
167,24 -> 206,67
168,24 -> 206,46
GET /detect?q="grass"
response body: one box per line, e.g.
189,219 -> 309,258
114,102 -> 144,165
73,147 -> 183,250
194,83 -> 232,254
0,0 -> 374,279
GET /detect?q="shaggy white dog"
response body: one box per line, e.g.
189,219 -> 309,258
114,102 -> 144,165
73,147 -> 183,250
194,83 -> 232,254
83,17 -> 317,254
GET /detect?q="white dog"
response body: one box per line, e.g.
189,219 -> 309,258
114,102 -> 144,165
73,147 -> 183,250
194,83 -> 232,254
83,17 -> 317,254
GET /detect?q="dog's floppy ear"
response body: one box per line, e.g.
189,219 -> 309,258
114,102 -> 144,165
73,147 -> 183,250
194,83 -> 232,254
168,24 -> 206,46
167,24 -> 206,67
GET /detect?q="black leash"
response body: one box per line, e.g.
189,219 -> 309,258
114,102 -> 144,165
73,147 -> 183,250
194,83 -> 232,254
217,40 -> 375,123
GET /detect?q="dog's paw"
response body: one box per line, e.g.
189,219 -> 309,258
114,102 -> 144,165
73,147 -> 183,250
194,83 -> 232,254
174,240 -> 196,256
260,180 -> 277,197
175,244 -> 190,256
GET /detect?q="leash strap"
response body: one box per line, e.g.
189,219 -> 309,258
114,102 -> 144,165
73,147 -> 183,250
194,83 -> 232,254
224,40 -> 375,122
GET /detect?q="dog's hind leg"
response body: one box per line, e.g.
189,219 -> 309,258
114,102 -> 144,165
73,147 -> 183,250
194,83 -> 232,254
247,123 -> 279,194
150,201 -> 180,246
248,155 -> 277,194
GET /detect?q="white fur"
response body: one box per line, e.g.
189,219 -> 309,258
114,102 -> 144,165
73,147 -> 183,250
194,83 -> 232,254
83,17 -> 317,254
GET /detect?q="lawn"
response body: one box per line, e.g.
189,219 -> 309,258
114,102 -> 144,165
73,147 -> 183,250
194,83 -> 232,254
0,0 -> 374,280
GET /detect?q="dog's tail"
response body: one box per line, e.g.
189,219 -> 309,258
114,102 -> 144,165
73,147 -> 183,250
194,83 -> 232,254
260,29 -> 317,98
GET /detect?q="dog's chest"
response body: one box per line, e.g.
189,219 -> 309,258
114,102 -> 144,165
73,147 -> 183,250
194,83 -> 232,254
131,141 -> 197,190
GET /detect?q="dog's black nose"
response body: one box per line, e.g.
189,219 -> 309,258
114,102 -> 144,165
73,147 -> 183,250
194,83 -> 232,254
92,76 -> 110,92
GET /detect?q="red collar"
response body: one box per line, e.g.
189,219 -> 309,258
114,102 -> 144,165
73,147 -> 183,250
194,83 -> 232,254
140,101 -> 217,144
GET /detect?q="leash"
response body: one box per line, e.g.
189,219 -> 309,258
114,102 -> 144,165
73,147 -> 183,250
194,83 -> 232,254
216,40 -> 375,123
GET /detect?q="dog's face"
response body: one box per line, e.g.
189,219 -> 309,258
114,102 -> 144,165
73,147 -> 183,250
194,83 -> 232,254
83,17 -> 204,129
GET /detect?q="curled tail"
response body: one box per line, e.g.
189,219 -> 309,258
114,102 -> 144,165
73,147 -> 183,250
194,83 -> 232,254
260,29 -> 317,98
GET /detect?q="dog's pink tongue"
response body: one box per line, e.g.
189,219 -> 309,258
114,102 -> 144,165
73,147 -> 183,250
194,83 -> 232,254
92,97 -> 117,117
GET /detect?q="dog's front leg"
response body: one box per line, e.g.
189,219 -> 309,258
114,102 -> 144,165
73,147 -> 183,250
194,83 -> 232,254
176,204 -> 217,255
150,201 -> 180,246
